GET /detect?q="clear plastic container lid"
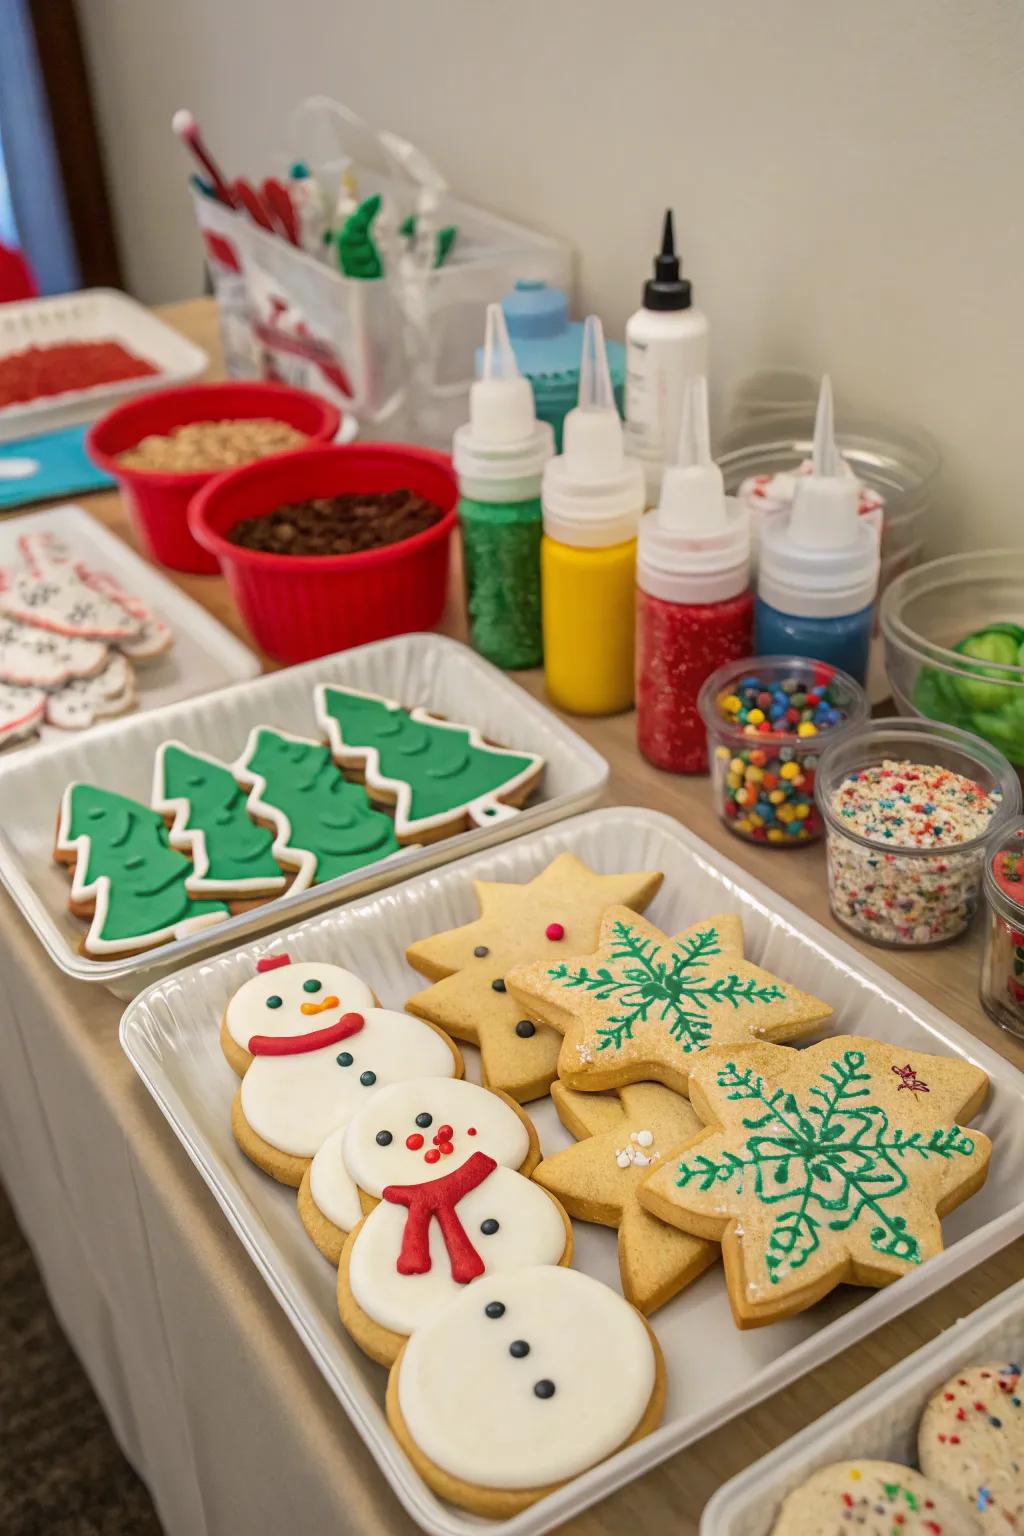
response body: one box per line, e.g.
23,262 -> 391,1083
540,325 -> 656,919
984,815 -> 1024,927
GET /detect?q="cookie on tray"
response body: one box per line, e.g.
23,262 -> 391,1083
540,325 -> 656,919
219,953 -> 377,1076
918,1362 -> 1023,1529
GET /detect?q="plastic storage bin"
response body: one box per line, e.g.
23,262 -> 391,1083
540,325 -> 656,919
698,655 -> 868,846
980,815 -> 1024,1040
87,380 -> 340,574
815,717 -> 1021,947
189,442 -> 458,662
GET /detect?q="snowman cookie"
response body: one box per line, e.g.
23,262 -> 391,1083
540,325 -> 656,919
301,1074 -> 541,1264
386,1265 -> 666,1517
220,953 -> 377,1075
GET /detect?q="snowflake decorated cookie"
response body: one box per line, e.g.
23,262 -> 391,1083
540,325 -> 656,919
640,1036 -> 991,1328
315,683 -> 544,844
918,1362 -> 1023,1529
768,1460 -> 982,1536
404,853 -> 664,1103
506,907 -> 831,1097
386,1264 -> 665,1518
532,1081 -> 717,1314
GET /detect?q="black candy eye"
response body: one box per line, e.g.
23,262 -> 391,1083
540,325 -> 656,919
480,1219 -> 499,1235
375,1130 -> 392,1146
515,1020 -> 535,1038
473,945 -> 489,958
415,1112 -> 432,1128
534,1380 -> 555,1399
491,979 -> 506,993
337,1052 -> 353,1067
360,1070 -> 376,1086
484,1302 -> 505,1319
302,978 -> 321,993
509,1340 -> 529,1358
266,995 -> 283,1010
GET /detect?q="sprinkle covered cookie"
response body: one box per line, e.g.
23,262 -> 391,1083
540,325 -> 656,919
769,1460 -> 982,1535
405,854 -> 664,1103
918,1363 -> 1023,1528
507,908 -> 831,1097
640,1036 -> 991,1328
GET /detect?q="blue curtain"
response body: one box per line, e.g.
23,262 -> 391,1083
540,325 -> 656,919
0,0 -> 80,293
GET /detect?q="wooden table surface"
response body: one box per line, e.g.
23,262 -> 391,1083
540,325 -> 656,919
48,298 -> 1024,1531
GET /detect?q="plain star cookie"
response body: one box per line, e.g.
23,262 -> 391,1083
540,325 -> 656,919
640,1037 -> 991,1328
404,854 -> 664,1103
918,1363 -> 1023,1529
386,1264 -> 666,1518
533,1081 -> 718,1314
769,1460 -> 982,1535
506,907 -> 830,1097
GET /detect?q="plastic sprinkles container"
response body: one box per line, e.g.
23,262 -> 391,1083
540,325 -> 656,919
698,655 -> 868,846
816,719 -> 1021,948
980,817 -> 1024,1039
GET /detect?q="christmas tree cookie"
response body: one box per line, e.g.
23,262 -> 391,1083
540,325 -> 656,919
153,740 -> 287,905
315,684 -> 544,843
233,726 -> 402,891
506,908 -> 831,1097
404,853 -> 664,1103
56,783 -> 229,956
640,1036 -> 991,1328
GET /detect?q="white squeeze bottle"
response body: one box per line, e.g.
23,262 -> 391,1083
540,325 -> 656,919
624,209 -> 709,504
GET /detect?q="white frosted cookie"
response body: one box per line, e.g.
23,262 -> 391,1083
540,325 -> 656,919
769,1461 -> 983,1535
221,955 -> 376,1074
387,1265 -> 664,1516
919,1363 -> 1023,1529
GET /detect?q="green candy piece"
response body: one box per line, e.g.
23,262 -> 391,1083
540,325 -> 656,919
953,627 -> 1021,711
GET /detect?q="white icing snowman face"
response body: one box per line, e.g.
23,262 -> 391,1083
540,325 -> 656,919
343,1077 -> 529,1198
239,1009 -> 457,1159
226,957 -> 375,1052
349,1166 -> 566,1336
397,1265 -> 656,1490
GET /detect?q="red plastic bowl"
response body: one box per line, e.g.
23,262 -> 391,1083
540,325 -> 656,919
87,381 -> 341,574
188,442 -> 458,663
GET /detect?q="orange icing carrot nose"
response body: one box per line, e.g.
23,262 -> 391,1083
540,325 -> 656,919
300,994 -> 341,1015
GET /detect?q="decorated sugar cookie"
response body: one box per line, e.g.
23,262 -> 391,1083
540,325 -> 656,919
315,683 -> 544,843
56,783 -> 229,956
234,1007 -> 462,1187
303,1074 -> 540,1264
387,1264 -> 665,1518
404,853 -> 664,1103
45,651 -> 136,729
78,569 -> 173,662
221,955 -> 377,1075
640,1037 -> 991,1328
0,614 -> 108,688
918,1362 -> 1023,1529
768,1460 -> 982,1535
507,908 -> 830,1097
0,680 -> 45,746
0,565 -> 141,640
153,741 -> 287,906
534,1081 -> 717,1314
233,726 -> 402,892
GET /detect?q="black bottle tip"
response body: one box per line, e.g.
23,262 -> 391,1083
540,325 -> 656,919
643,208 -> 692,311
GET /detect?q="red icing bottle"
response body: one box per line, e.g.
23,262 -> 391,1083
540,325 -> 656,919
636,377 -> 753,774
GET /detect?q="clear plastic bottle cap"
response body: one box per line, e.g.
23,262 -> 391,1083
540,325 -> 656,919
453,303 -> 553,503
542,315 -> 644,548
638,376 -> 750,604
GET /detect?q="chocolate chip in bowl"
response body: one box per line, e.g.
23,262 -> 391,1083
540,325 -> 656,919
226,489 -> 445,557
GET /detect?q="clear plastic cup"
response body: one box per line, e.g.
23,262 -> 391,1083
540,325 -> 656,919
815,718 -> 1021,947
980,816 -> 1024,1039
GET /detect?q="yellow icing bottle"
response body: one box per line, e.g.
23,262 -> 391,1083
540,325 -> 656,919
541,315 -> 645,715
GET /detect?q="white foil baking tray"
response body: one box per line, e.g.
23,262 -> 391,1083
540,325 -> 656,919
0,632 -> 607,996
119,808 -> 1024,1536
703,1277 -> 1024,1535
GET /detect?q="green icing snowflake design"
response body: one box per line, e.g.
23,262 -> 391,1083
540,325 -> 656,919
675,1050 -> 976,1283
547,919 -> 787,1055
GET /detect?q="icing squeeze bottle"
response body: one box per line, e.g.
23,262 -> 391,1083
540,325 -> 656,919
453,303 -> 554,669
755,376 -> 881,685
541,316 -> 645,716
636,376 -> 753,772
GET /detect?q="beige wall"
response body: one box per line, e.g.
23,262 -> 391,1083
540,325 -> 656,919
79,0 -> 1024,555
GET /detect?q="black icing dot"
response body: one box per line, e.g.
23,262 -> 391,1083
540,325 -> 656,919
515,1019 -> 535,1038
375,1130 -> 393,1146
302,978 -> 322,994
509,1339 -> 530,1359
266,995 -> 283,1010
484,1301 -> 505,1319
415,1112 -> 433,1129
491,979 -> 506,993
360,1070 -> 377,1087
480,1219 -> 499,1236
534,1379 -> 556,1399
336,1051 -> 353,1067
473,945 -> 490,958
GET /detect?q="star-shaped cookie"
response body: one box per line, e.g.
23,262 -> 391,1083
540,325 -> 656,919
506,908 -> 831,1097
533,1082 -> 719,1314
640,1036 -> 991,1328
404,854 -> 663,1103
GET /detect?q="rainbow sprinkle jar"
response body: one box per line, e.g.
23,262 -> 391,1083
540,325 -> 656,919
980,817 -> 1024,1039
816,719 -> 1020,947
698,655 -> 868,846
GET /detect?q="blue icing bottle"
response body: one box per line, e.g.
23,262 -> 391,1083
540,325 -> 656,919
755,376 -> 881,685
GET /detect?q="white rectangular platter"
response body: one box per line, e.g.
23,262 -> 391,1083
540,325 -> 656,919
0,504 -> 259,754
119,806 -> 1024,1536
0,631 -> 607,996
703,1277 -> 1024,1535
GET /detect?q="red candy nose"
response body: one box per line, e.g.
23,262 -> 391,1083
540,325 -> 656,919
437,1124 -> 453,1140
424,1148 -> 441,1164
406,1133 -> 424,1150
